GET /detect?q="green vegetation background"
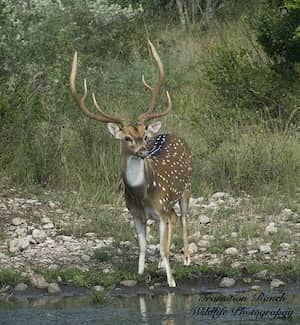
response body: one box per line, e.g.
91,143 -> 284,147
1,0 -> 299,204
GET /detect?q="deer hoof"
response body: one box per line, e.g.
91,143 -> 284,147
184,256 -> 191,266
168,278 -> 176,287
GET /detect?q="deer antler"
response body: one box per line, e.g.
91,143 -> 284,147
70,51 -> 126,126
137,40 -> 171,124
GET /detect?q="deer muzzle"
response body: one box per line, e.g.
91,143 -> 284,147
135,149 -> 149,159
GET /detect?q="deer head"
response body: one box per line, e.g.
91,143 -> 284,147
70,40 -> 171,158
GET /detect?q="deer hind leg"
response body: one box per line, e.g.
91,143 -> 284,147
158,209 -> 177,269
159,216 -> 176,287
132,211 -> 146,275
179,190 -> 191,266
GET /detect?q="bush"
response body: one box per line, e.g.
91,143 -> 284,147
251,0 -> 300,74
205,46 -> 300,123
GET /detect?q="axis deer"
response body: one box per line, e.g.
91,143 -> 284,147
70,41 -> 192,287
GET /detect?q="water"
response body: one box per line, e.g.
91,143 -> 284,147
0,285 -> 299,324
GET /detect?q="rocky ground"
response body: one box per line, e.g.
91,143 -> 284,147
0,187 -> 299,294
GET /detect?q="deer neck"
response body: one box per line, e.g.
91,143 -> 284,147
121,148 -> 147,188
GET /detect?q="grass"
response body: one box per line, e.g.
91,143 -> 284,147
0,270 -> 25,287
93,248 -> 114,262
1,258 -> 298,290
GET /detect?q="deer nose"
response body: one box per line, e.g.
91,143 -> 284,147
135,147 -> 149,159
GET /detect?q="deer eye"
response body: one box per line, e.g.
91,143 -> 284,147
124,136 -> 133,142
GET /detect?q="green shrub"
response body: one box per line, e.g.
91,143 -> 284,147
251,0 -> 300,74
205,46 -> 299,122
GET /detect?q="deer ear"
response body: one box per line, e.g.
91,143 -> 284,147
108,123 -> 122,139
146,121 -> 162,136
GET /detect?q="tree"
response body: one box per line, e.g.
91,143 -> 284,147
252,0 -> 300,74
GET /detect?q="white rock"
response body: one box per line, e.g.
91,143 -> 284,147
14,283 -> 28,291
8,238 -> 30,252
85,232 -> 96,237
248,250 -> 258,255
43,223 -> 54,229
198,215 -> 210,224
231,232 -> 238,238
251,285 -> 262,291
206,202 -> 217,210
192,231 -> 201,240
271,279 -> 285,289
265,223 -> 278,235
198,240 -> 210,248
48,264 -> 58,271
48,283 -> 61,294
81,254 -> 90,262
120,280 -> 137,287
219,277 -> 235,288
93,285 -> 105,292
212,192 -> 229,200
32,229 -> 47,243
231,261 -> 241,268
41,217 -> 51,224
148,244 -> 159,252
224,247 -> 239,256
7,239 -> 19,253
11,217 -> 24,226
279,243 -> 290,250
202,235 -> 214,240
48,201 -> 56,209
103,268 -> 111,274
281,208 -> 293,218
259,243 -> 272,254
189,242 -> 198,254
254,270 -> 268,280
30,274 -> 49,289
190,197 -> 205,208
207,257 -> 221,266
26,199 -> 38,204
15,228 -> 27,237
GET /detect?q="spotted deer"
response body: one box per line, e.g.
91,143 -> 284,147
70,41 -> 192,287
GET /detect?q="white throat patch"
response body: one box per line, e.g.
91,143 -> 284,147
125,156 -> 145,187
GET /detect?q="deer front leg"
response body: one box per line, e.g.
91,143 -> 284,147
159,217 -> 176,287
133,214 -> 147,275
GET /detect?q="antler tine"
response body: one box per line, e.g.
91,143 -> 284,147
142,74 -> 153,92
70,51 -> 126,126
138,90 -> 172,124
138,41 -> 171,124
142,40 -> 165,112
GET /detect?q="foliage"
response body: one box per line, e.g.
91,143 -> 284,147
205,46 -> 299,121
252,0 -> 300,73
0,0 -> 144,189
0,270 -> 25,287
93,248 -> 113,262
0,1 -> 299,201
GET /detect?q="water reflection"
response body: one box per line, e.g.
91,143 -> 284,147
135,288 -> 300,325
139,293 -> 177,325
0,286 -> 299,324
